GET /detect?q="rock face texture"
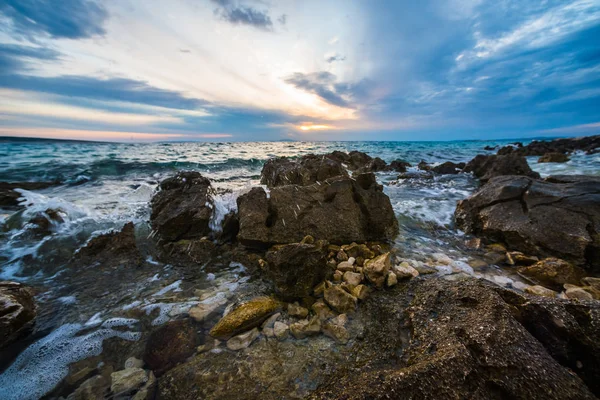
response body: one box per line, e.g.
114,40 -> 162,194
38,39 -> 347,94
0,181 -> 58,209
237,173 -> 398,247
498,134 -> 600,156
539,152 -> 570,163
264,239 -> 330,299
144,319 -> 198,376
209,297 -> 282,339
455,175 -> 600,271
260,155 -> 349,187
0,281 -> 36,348
464,153 -> 540,182
150,171 -> 214,242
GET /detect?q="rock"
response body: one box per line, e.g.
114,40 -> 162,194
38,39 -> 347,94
290,316 -> 321,339
260,155 -> 348,187
582,277 -> 600,292
322,314 -> 350,344
236,173 -> 399,247
455,175 -> 600,271
388,159 -> 411,173
342,243 -> 375,260
336,261 -> 354,272
484,145 -> 498,151
227,328 -> 260,350
506,251 -> 539,266
150,171 -> 213,242
333,271 -> 343,282
273,321 -> 290,340
343,271 -> 362,286
565,287 -> 594,301
261,312 -> 281,329
0,281 -> 36,348
432,161 -> 464,175
132,371 -> 156,400
110,368 -> 148,395
262,327 -> 275,338
386,271 -> 398,287
210,297 -> 282,339
124,357 -> 144,369
288,303 -> 309,318
347,257 -> 356,265
539,152 -> 570,163
68,375 -> 109,400
324,285 -> 357,313
0,181 -> 59,209
336,250 -> 348,261
263,240 -> 330,299
498,135 -> 600,157
524,285 -> 557,298
518,258 -> 586,291
313,281 -> 329,297
326,150 -> 387,172
463,153 -> 540,182
311,299 -> 337,321
144,319 -> 197,376
189,296 -> 229,322
417,160 -> 431,171
363,252 -> 391,288
392,262 -> 419,279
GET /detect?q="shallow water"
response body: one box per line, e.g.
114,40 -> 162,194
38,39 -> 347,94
1,138 -> 598,399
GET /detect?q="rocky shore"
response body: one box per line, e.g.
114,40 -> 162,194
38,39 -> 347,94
1,135 -> 599,399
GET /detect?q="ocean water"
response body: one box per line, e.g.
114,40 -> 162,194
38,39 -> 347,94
1,137 -> 599,399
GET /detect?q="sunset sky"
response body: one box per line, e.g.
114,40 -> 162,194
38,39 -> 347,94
0,0 -> 599,142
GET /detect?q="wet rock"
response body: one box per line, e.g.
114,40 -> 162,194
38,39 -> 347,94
237,173 -> 399,247
326,150 -> 387,172
322,314 -> 349,344
0,281 -> 36,348
455,175 -> 600,271
518,258 -> 586,291
386,271 -> 398,287
565,287 -> 594,301
290,316 -> 321,339
143,319 -> 197,376
363,252 -> 391,288
431,161 -> 465,175
498,135 -> 600,157
189,296 -> 229,322
506,251 -> 539,266
209,297 -> 281,339
264,239 -> 330,299
392,262 -> 419,279
524,285 -> 557,298
287,303 -> 309,318
387,159 -> 411,173
260,155 -> 348,187
68,375 -> 109,400
539,152 -> 570,163
0,181 -> 59,209
150,171 -> 213,242
343,271 -> 362,286
227,328 -> 260,350
324,285 -> 357,313
463,153 -> 540,182
261,312 -> 281,329
484,145 -> 498,151
132,371 -> 156,400
273,321 -> 289,340
110,368 -> 148,396
27,208 -> 65,235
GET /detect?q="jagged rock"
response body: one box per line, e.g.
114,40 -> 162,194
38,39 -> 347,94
0,181 -> 59,209
150,172 -> 213,242
343,271 -> 362,286
386,271 -> 398,287
342,243 -> 375,260
392,262 -> 419,279
227,328 -> 260,350
132,371 -> 156,400
273,321 -> 289,340
506,251 -> 539,266
287,303 -> 309,318
387,159 -> 411,173
68,375 -> 109,400
363,253 -> 391,288
237,173 -> 398,247
0,281 -> 36,348
351,284 -> 370,300
524,285 -> 557,298
260,155 -> 348,187
144,319 -> 197,376
431,161 -> 465,175
290,316 -> 321,339
565,287 -> 594,301
264,240 -> 330,299
322,314 -> 349,344
539,152 -> 570,163
455,175 -> 600,271
498,135 -> 599,157
210,297 -> 282,339
312,299 -> 337,321
110,368 -> 148,395
463,153 -> 540,182
518,258 -> 586,291
324,285 -> 357,313
326,150 -> 387,172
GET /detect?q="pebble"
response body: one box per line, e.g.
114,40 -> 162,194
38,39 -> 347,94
343,271 -> 362,286
312,299 -> 337,321
524,285 -> 557,298
110,368 -> 148,395
393,263 -> 419,279
124,357 -> 144,369
290,316 -> 321,339
322,314 -> 350,344
351,284 -> 369,300
273,321 -> 290,340
386,271 -> 398,287
347,257 -> 356,266
337,250 -> 349,262
565,287 -> 594,301
226,328 -> 260,350
324,285 -> 357,313
363,252 -> 391,288
337,261 -> 355,272
288,303 -> 309,318
261,312 -> 281,329
333,270 -> 343,282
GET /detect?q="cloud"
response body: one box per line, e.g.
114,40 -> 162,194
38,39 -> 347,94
211,0 -> 273,30
0,75 -> 207,111
0,0 -> 108,39
325,53 -> 346,63
0,43 -> 60,73
284,71 -> 353,108
278,14 -> 287,25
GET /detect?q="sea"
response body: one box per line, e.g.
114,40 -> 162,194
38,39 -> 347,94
0,137 -> 599,399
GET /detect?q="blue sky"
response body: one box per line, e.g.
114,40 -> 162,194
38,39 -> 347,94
0,0 -> 599,142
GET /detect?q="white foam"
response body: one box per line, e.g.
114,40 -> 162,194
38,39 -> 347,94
152,280 -> 183,297
0,323 -> 140,400
143,301 -> 199,325
57,296 -> 77,305
85,312 -> 103,327
209,191 -> 239,232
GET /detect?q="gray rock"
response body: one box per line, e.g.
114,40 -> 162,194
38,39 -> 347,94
227,328 -> 260,350
0,281 -> 36,349
110,368 -> 148,395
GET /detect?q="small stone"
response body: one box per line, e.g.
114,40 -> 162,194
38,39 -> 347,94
347,257 -> 356,266
356,256 -> 365,267
506,251 -> 539,266
273,321 -> 290,340
290,316 -> 321,339
393,263 -> 419,279
312,299 -> 337,321
209,296 -> 281,339
565,287 -> 594,301
69,375 -> 109,400
327,258 -> 337,269
386,271 -> 398,287
468,259 -> 488,269
337,250 -> 348,262
124,357 -> 144,369
414,264 -> 436,275
363,252 -> 391,288
189,297 -> 228,322
258,258 -> 268,270
261,312 -> 281,329
342,243 -> 375,259
486,243 -> 507,253
263,327 -> 275,337
464,237 -> 482,249
324,285 -> 357,313
226,328 -> 260,350
432,253 -> 453,265
132,371 -> 156,400
484,252 -> 506,265
340,282 -> 356,294
110,368 -> 148,395
288,302 -> 309,318
351,284 -> 370,300
313,281 -> 330,297
322,314 -> 350,344
524,285 -> 557,298
337,261 -> 355,272
333,270 -> 343,283
343,271 -> 362,286
518,258 -> 585,292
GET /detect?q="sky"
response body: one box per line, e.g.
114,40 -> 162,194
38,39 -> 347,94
0,0 -> 599,142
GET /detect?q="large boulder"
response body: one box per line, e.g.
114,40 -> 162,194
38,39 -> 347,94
499,135 -> 600,156
264,239 -> 330,299
538,152 -> 570,163
464,153 -> 540,182
260,155 -> 348,187
0,281 -> 36,348
150,172 -> 214,242
237,173 -> 398,247
455,175 -> 600,271
325,150 -> 387,172
0,181 -> 59,209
